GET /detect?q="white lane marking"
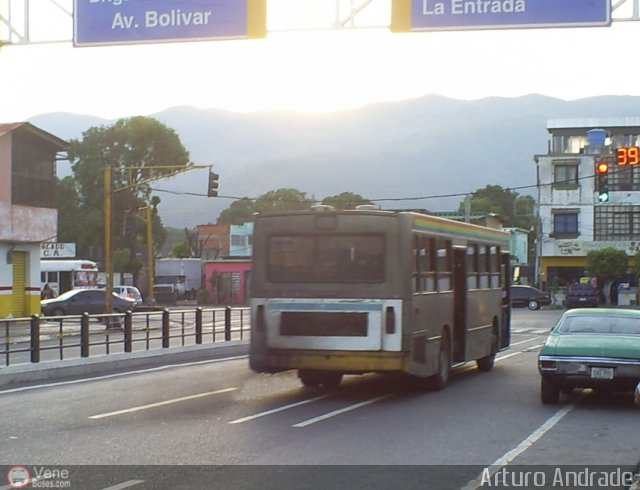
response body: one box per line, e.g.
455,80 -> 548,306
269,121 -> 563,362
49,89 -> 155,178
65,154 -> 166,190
509,336 -> 541,347
460,400 -> 580,490
0,355 -> 247,395
89,387 -> 237,419
101,481 -> 145,490
292,394 -> 392,428
229,394 -> 332,424
495,344 -> 543,363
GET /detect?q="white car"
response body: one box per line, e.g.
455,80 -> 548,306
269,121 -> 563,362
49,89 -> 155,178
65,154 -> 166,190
112,286 -> 143,307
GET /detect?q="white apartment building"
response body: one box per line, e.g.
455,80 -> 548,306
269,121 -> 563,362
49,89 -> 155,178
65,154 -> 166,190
534,117 -> 640,291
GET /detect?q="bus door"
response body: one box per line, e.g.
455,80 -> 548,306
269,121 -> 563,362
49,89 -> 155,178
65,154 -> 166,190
59,272 -> 73,294
452,246 -> 467,362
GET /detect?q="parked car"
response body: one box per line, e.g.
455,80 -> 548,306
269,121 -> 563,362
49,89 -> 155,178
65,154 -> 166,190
565,283 -> 599,308
510,285 -> 552,310
41,288 -> 136,316
112,286 -> 143,307
538,308 -> 640,404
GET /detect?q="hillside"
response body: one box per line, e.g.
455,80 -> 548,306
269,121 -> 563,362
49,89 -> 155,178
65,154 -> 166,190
28,94 -> 640,228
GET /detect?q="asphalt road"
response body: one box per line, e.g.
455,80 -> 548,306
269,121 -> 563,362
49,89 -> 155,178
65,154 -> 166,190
0,307 -> 639,490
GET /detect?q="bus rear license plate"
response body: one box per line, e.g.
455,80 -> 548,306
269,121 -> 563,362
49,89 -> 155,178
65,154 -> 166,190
590,367 -> 613,379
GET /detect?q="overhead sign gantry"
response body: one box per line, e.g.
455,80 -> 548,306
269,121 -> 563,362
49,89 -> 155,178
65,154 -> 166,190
73,0 -> 266,46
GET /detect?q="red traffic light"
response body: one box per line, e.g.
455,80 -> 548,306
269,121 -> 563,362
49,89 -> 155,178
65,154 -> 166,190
596,162 -> 609,174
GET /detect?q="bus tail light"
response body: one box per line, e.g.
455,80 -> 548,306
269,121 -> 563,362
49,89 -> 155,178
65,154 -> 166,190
256,305 -> 266,333
385,306 -> 395,334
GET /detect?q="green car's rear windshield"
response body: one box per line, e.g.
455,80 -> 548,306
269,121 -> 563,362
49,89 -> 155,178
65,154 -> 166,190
558,315 -> 640,335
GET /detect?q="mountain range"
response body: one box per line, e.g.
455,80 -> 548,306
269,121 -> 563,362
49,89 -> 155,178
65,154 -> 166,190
27,94 -> 640,228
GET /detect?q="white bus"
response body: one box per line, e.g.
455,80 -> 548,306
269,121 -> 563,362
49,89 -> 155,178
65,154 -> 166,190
249,207 -> 512,389
40,259 -> 99,296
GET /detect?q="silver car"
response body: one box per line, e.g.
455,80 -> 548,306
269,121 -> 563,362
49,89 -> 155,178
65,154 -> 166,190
112,286 -> 144,307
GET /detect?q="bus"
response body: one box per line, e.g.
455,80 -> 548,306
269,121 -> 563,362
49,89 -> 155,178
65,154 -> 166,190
40,259 -> 99,296
249,207 -> 511,389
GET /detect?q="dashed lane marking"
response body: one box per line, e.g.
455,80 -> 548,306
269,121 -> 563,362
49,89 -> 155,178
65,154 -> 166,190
89,387 -> 237,419
292,394 -> 393,428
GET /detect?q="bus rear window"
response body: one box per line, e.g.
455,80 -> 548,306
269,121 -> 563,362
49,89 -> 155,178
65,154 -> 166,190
268,234 -> 385,283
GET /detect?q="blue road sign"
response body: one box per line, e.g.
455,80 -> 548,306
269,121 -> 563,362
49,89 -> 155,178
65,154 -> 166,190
398,0 -> 610,31
74,0 -> 265,47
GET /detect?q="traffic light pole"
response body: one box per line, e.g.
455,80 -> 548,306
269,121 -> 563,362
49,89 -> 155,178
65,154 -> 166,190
103,164 -> 215,312
104,164 -> 113,313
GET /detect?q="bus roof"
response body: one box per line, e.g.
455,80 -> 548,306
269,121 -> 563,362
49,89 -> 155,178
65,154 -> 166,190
40,259 -> 99,272
254,208 -> 510,246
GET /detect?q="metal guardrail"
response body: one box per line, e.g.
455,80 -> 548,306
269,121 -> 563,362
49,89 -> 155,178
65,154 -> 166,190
0,307 -> 251,367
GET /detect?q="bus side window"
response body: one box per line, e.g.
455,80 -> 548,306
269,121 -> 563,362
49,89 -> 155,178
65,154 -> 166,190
467,244 -> 479,290
412,235 -> 421,293
437,239 -> 451,292
479,245 -> 490,289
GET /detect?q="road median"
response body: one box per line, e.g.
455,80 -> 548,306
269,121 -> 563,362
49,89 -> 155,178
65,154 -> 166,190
0,340 -> 249,389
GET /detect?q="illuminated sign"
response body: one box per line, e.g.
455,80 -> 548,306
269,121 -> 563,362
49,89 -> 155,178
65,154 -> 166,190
616,146 -> 640,166
74,0 -> 266,47
391,0 -> 611,32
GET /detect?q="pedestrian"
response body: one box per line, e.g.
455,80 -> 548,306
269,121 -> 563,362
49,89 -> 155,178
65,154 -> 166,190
635,381 -> 640,408
41,283 -> 56,299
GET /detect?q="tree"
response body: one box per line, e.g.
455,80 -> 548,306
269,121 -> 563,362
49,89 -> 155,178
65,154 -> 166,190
321,192 -> 372,210
217,198 -> 256,225
586,247 -> 629,305
457,185 -> 535,230
171,242 -> 191,258
64,117 -> 189,281
217,188 -> 313,225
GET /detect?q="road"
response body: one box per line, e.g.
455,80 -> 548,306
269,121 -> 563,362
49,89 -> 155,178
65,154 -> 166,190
0,308 -> 638,489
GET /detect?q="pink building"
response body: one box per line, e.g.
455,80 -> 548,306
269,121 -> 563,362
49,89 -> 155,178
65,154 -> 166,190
203,259 -> 251,305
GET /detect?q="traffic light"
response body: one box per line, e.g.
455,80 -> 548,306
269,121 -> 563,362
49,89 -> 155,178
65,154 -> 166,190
207,170 -> 219,197
596,161 -> 609,203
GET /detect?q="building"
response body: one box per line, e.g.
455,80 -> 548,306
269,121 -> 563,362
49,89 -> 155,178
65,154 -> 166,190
0,123 -> 67,318
534,118 -> 640,290
197,224 -> 230,259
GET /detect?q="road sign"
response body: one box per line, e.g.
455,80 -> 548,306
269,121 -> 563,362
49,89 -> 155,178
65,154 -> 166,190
74,0 -> 266,47
391,0 -> 611,32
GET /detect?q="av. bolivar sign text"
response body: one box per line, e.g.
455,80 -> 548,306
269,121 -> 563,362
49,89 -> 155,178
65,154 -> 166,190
74,0 -> 266,47
392,0 -> 610,31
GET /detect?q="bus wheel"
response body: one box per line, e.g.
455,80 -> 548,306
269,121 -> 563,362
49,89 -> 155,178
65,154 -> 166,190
320,372 -> 343,389
298,369 -> 323,388
477,330 -> 498,372
427,329 -> 451,391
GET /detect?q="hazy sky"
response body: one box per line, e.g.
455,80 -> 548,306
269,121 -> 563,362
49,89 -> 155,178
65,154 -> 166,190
1,1 -> 640,121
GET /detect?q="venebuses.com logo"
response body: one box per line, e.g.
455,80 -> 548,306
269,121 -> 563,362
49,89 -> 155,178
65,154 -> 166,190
6,466 -> 30,488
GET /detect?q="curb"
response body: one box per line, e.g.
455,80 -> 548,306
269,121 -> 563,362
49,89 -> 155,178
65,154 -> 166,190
0,340 -> 250,389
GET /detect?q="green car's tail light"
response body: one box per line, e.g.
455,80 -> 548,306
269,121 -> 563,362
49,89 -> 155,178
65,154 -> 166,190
539,359 -> 558,371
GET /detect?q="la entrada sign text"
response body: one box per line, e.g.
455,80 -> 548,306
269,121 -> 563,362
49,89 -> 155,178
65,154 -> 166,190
74,0 -> 266,47
392,0 -> 610,31
41,243 -> 76,259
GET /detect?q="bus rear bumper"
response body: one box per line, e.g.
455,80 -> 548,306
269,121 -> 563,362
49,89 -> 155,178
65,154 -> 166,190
250,349 -> 408,375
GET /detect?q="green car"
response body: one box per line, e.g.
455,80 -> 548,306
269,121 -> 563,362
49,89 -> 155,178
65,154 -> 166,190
538,308 -> 640,404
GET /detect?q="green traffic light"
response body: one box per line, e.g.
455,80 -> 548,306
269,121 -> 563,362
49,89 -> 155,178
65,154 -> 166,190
598,191 -> 610,203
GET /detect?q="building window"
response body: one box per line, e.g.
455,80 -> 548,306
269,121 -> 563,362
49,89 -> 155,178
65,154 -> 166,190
552,160 -> 579,188
551,136 -> 587,154
552,212 -> 579,238
595,205 -> 640,241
